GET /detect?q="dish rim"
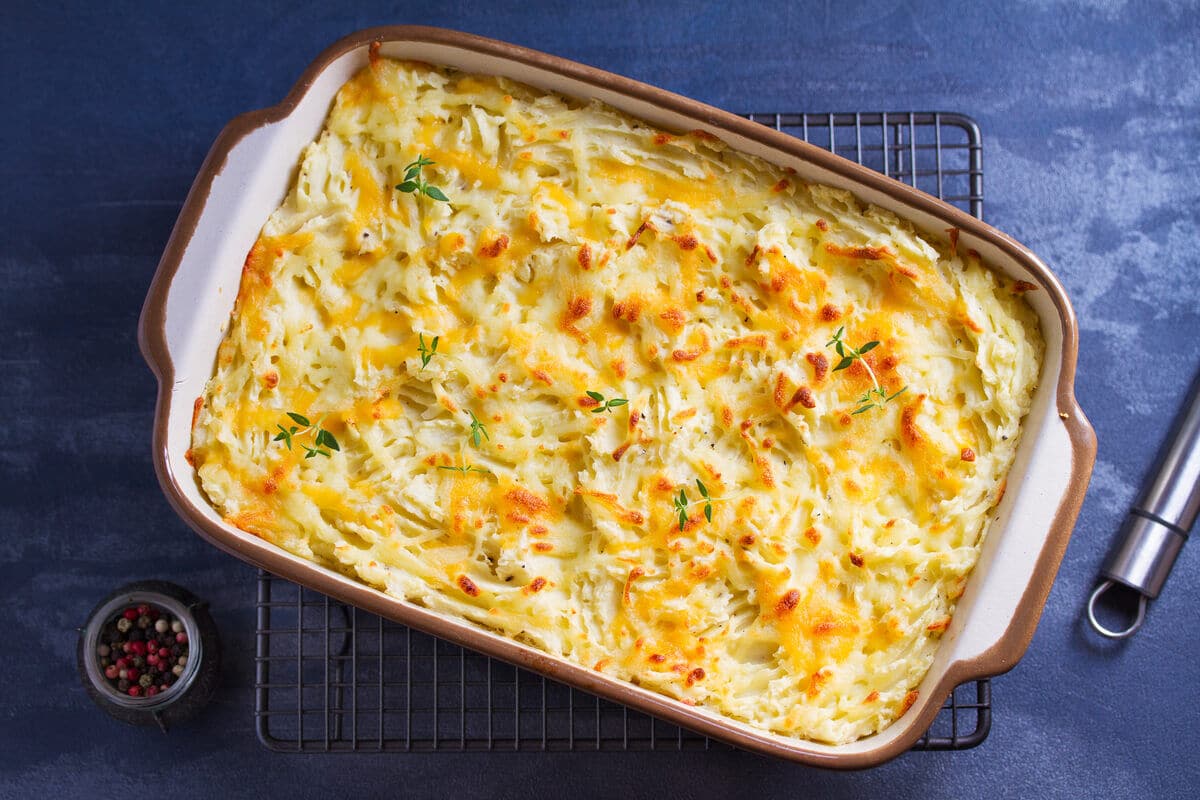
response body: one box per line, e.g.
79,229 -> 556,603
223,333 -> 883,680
138,25 -> 1096,767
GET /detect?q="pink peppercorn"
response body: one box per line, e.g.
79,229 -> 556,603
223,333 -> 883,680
175,632 -> 187,644
146,686 -> 158,697
105,665 -> 119,680
146,654 -> 159,666
126,669 -> 139,682
127,686 -> 141,697
158,648 -> 170,658
123,608 -> 138,621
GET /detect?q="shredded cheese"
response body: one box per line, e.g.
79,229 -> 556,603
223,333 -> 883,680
191,59 -> 1043,744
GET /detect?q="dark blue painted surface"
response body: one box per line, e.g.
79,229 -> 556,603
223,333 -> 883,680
2,2 -> 1198,797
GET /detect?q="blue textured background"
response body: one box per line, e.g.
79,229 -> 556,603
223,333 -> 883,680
3,2 -> 1198,797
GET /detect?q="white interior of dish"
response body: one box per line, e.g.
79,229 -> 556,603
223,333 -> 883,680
158,38 -> 1074,757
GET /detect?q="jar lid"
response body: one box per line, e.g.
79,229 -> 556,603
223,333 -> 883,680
77,580 -> 220,730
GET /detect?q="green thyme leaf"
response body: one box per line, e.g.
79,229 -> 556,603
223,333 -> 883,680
287,412 -> 311,427
696,479 -> 709,498
418,333 -> 439,369
826,326 -> 910,415
396,155 -> 449,203
704,503 -> 713,523
468,411 -> 489,447
585,391 -> 630,414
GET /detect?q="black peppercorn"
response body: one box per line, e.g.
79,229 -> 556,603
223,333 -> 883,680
117,679 -> 130,692
128,629 -> 143,643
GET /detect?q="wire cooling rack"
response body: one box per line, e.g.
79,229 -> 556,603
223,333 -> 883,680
255,111 -> 991,754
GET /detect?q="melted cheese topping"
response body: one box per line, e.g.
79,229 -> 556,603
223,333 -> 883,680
191,58 -> 1042,744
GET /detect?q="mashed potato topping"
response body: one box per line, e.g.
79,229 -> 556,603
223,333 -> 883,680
191,56 -> 1042,744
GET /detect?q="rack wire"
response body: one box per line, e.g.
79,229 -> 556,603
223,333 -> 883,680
255,111 -> 991,754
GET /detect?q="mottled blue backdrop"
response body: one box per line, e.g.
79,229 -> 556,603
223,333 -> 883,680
2,2 -> 1198,797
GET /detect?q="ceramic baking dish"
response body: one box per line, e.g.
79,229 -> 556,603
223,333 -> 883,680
138,26 -> 1096,767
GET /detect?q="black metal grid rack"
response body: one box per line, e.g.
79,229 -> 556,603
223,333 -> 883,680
255,111 -> 991,754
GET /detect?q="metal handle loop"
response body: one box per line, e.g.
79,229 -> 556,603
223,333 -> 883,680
1087,580 -> 1148,640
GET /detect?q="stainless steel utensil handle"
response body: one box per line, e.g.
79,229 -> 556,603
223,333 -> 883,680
1088,372 -> 1200,638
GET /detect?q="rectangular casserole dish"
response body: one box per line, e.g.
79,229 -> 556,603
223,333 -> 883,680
138,26 -> 1096,767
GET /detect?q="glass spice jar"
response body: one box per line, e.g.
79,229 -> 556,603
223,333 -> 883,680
77,580 -> 220,730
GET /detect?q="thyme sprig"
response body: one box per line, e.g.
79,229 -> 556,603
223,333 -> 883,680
273,412 -> 340,459
585,390 -> 629,414
673,479 -> 714,531
852,385 -> 908,415
826,326 -> 908,415
438,464 -> 491,475
395,155 -> 449,202
467,411 -> 489,447
417,333 -> 439,369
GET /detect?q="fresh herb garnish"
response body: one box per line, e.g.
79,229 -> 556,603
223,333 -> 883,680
672,479 -> 714,531
418,333 -> 439,369
272,412 -> 341,459
467,411 -> 489,447
696,479 -> 714,523
673,489 -> 689,531
438,464 -> 491,475
826,326 -> 908,415
395,155 -> 449,202
585,390 -> 630,414
851,385 -> 909,415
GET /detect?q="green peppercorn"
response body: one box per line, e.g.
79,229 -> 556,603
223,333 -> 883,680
116,617 -> 132,633
138,673 -> 153,688
172,664 -> 184,677
137,615 -> 151,629
170,620 -> 183,634
154,619 -> 169,634
132,656 -> 145,668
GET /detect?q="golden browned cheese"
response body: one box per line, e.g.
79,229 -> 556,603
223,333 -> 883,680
191,59 -> 1043,744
